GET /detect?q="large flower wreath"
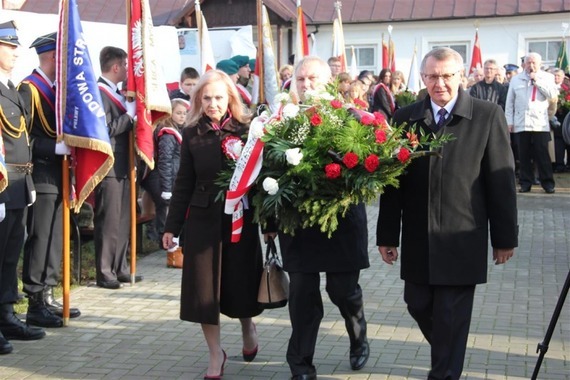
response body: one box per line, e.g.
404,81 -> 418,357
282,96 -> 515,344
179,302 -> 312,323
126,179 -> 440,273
219,86 -> 452,238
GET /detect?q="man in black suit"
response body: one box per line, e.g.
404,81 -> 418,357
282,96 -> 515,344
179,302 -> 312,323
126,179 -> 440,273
281,56 -> 370,380
19,32 -> 81,328
0,20 -> 45,355
94,46 -> 139,289
377,47 -> 518,379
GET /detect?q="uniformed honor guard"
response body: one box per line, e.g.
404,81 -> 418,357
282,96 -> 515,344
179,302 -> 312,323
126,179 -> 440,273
19,32 -> 81,329
0,20 -> 45,355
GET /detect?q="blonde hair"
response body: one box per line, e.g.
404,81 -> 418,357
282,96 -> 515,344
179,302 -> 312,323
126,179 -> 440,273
187,69 -> 251,126
279,64 -> 293,79
346,80 -> 369,107
390,70 -> 406,93
160,99 -> 189,129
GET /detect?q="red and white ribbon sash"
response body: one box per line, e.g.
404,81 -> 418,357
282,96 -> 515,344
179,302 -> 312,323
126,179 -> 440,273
224,112 -> 278,242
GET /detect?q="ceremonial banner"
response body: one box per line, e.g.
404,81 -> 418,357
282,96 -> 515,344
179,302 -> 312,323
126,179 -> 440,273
261,4 -> 279,112
381,34 -> 389,69
295,0 -> 309,65
388,29 -> 396,72
0,138 -> 6,193
556,39 -> 569,73
332,2 -> 347,72
251,57 -> 260,106
56,0 -> 114,211
127,0 -> 172,170
195,0 -> 216,74
349,46 -> 358,80
407,45 -> 421,93
469,30 -> 482,75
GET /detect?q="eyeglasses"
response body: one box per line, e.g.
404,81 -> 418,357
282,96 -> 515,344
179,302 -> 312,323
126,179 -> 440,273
422,71 -> 460,83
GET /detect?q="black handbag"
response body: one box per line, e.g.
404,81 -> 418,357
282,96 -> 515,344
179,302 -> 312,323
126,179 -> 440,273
257,237 -> 289,309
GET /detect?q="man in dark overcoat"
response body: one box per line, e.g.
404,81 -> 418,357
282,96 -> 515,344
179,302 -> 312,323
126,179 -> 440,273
19,32 -> 81,328
94,46 -> 138,289
377,47 -> 518,380
281,56 -> 370,380
0,21 -> 45,355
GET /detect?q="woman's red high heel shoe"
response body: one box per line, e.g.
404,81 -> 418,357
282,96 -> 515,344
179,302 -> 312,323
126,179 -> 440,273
242,344 -> 258,362
204,350 -> 226,379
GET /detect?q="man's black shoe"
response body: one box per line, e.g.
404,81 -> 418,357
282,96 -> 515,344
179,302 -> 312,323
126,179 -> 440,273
0,312 -> 45,340
544,188 -> 555,194
117,275 -> 144,283
350,340 -> 370,370
97,280 -> 123,289
44,288 -> 81,319
26,292 -> 63,328
519,187 -> 531,193
0,333 -> 13,355
290,374 -> 317,380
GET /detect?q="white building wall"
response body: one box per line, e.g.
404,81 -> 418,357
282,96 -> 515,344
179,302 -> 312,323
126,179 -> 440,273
303,13 -> 570,81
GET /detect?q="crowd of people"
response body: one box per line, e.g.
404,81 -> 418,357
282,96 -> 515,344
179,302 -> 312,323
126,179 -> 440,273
0,19 -> 568,380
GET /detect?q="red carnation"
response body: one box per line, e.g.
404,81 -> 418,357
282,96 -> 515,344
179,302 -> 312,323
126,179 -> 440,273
310,113 -> 323,126
324,163 -> 342,179
342,152 -> 359,169
360,113 -> 374,125
373,112 -> 386,127
331,99 -> 343,109
566,93 -> 570,101
364,154 -> 379,172
375,129 -> 387,144
354,98 -> 367,108
397,147 -> 411,163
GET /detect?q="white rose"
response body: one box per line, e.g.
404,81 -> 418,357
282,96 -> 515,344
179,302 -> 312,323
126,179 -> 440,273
285,148 -> 303,166
262,177 -> 279,195
249,117 -> 265,139
305,88 -> 332,101
319,92 -> 334,101
275,92 -> 290,104
282,103 -> 300,119
304,89 -> 319,100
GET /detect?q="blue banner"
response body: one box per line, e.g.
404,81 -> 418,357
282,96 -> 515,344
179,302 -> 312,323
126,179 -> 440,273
56,0 -> 114,210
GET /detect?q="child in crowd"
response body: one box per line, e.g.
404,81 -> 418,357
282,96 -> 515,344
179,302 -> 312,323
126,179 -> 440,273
154,99 -> 188,249
169,67 -> 200,102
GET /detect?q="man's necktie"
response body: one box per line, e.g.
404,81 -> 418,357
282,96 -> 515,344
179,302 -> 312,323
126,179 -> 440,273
436,108 -> 448,130
7,80 -> 15,90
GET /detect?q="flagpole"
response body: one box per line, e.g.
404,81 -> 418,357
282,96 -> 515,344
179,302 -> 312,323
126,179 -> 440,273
126,0 -> 138,285
61,155 -> 71,326
59,0 -> 71,326
334,0 -> 346,72
257,0 -> 265,105
195,0 -> 203,73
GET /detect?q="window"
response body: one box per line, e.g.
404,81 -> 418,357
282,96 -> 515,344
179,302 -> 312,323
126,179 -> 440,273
527,39 -> 563,67
430,42 -> 468,67
345,45 -> 376,72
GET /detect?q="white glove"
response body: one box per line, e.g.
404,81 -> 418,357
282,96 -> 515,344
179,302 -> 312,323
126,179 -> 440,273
0,203 -> 5,223
161,191 -> 172,200
167,236 -> 179,252
126,100 -> 136,118
55,141 -> 71,155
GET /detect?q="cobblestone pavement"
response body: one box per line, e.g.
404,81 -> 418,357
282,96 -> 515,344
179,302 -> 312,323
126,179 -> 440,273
1,176 -> 569,379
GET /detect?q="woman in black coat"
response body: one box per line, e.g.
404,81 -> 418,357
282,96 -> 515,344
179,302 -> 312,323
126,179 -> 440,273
371,68 -> 395,120
163,70 -> 272,379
